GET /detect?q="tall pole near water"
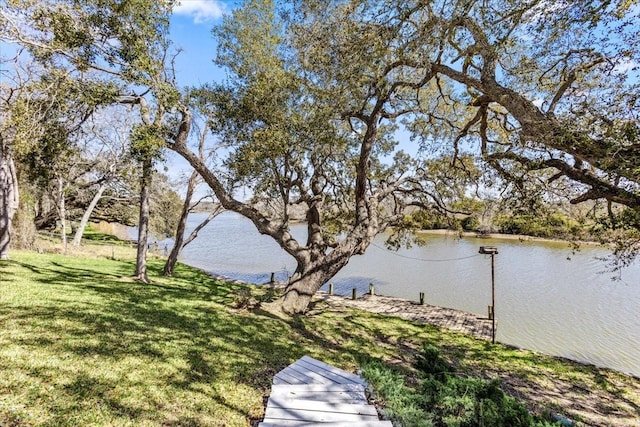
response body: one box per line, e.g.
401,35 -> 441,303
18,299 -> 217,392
479,246 -> 498,344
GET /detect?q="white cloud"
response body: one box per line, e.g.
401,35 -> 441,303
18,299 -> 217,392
613,58 -> 638,74
173,0 -> 226,24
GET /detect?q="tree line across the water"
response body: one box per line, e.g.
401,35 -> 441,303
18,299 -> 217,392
1,0 -> 639,314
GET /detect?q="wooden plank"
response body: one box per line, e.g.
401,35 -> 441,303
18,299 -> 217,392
300,356 -> 366,385
272,376 -> 289,385
266,398 -> 377,415
263,406 -> 379,422
293,358 -> 362,385
259,421 -> 393,427
274,369 -> 307,385
269,388 -> 366,403
267,396 -> 372,410
286,362 -> 348,385
277,366 -> 329,385
270,383 -> 366,393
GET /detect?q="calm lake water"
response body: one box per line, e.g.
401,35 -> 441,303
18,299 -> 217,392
175,212 -> 640,377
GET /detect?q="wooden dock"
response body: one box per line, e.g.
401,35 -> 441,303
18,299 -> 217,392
259,355 -> 392,426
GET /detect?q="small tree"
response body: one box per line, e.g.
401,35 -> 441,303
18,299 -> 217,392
71,109 -> 132,246
164,122 -> 224,276
129,122 -> 165,282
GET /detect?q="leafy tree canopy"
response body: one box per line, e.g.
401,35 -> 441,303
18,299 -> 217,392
2,0 -> 638,310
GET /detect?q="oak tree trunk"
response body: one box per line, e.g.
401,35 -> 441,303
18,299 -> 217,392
276,251 -> 353,314
135,158 -> 152,283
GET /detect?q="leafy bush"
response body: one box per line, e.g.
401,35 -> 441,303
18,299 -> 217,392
420,376 -> 533,427
361,360 -> 434,427
460,216 -> 480,231
415,343 -> 452,380
363,343 -> 562,427
408,210 -> 453,230
232,287 -> 256,309
495,212 -> 583,240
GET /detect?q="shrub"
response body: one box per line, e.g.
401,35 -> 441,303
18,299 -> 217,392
232,287 -> 256,309
460,216 -> 480,231
361,359 -> 434,427
363,344 -> 562,427
415,343 -> 452,379
420,376 -> 533,427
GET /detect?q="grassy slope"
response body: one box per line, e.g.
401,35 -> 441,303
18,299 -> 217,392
0,249 -> 638,426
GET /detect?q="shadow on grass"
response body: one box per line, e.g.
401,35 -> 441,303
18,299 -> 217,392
2,256 -> 391,424
2,254 -> 637,426
1,257 -> 310,423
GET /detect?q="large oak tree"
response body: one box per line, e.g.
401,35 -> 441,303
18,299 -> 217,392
172,0 -> 639,313
169,0 -> 477,314
3,0 -> 638,313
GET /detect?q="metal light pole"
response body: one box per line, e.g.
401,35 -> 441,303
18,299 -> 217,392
479,246 -> 498,343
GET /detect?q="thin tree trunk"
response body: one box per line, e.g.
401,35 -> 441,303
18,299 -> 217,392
57,177 -> 67,254
163,171 -> 197,276
0,148 -> 19,260
182,209 -> 222,247
135,158 -> 152,283
72,182 -> 106,246
163,171 -> 225,274
164,121 -> 224,276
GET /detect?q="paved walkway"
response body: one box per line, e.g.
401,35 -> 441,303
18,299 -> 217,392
209,271 -> 494,340
259,355 -> 392,426
318,292 -> 494,341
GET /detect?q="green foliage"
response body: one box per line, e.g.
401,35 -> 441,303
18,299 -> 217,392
408,210 -> 456,230
129,124 -> 165,163
461,216 -> 480,231
149,173 -> 182,238
214,0 -> 283,80
420,376 -> 535,427
591,206 -> 640,271
20,121 -> 72,184
361,360 -> 434,427
495,212 -> 581,239
364,343 -> 563,427
20,0 -> 173,83
415,343 -> 453,380
616,207 -> 640,230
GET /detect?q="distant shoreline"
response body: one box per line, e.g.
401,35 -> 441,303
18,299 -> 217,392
417,228 -> 603,247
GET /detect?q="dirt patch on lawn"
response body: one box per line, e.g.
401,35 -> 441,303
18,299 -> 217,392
494,365 -> 640,426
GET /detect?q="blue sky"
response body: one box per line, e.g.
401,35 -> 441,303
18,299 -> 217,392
166,1 -> 231,185
170,0 -> 230,87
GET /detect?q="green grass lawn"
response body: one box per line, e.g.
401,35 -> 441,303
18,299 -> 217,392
1,249 -> 638,426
